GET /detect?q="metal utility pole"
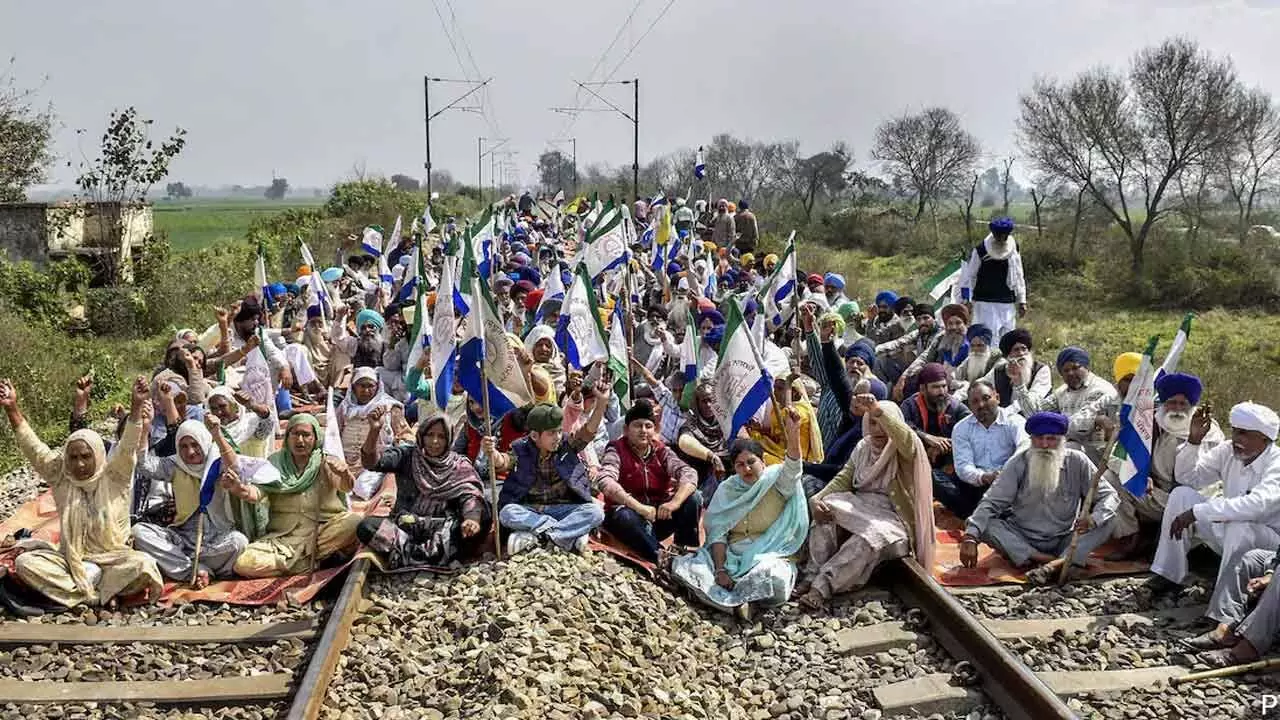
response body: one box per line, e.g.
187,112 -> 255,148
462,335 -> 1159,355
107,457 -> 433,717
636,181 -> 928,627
423,75 -> 490,198
559,77 -> 641,204
479,137 -> 510,204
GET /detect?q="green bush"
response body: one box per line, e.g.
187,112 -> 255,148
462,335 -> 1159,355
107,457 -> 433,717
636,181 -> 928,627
1099,233 -> 1280,310
85,286 -> 147,336
0,257 -> 89,327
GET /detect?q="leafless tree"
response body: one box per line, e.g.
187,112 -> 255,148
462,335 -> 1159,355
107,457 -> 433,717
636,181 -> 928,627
781,142 -> 853,222
1029,188 -> 1046,240
999,157 -> 1015,215
705,134 -> 792,205
871,107 -> 981,222
1017,37 -> 1243,273
1215,87 -> 1280,243
956,172 -> 980,244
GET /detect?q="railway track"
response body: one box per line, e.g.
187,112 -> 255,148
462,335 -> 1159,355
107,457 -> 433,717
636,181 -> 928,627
0,557 -> 369,720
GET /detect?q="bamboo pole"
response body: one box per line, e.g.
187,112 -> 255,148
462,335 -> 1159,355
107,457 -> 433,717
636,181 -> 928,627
1171,657 -> 1280,684
1058,434 -> 1119,586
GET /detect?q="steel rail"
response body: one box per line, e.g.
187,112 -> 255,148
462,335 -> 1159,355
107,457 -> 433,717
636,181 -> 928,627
885,557 -> 1076,720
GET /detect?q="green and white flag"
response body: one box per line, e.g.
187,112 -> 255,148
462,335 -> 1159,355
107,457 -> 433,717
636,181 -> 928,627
581,201 -> 631,279
1158,313 -> 1194,376
713,297 -> 775,439
556,262 -> 609,370
607,301 -> 631,410
924,256 -> 964,311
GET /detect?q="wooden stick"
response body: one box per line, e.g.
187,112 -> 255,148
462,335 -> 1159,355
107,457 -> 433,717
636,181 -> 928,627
477,314 -> 503,562
1171,656 -> 1280,684
1058,434 -> 1118,586
190,513 -> 205,587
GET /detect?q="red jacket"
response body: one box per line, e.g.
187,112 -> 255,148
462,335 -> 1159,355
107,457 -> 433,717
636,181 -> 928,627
597,438 -> 697,510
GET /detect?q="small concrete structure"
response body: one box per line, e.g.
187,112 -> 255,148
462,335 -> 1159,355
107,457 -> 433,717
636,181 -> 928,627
0,201 -> 153,284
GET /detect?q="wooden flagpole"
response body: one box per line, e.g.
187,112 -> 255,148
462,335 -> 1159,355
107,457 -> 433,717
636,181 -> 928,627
1058,433 -> 1118,585
475,263 -> 503,561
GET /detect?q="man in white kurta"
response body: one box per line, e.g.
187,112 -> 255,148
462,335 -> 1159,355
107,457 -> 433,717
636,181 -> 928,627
1149,402 -> 1280,625
956,217 -> 1026,341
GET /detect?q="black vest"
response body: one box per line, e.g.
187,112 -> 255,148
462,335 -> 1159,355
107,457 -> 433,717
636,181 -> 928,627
994,361 -> 1044,408
973,243 -> 1016,303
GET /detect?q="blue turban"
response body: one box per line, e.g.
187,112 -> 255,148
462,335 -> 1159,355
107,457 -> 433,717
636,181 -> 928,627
666,262 -> 682,277
966,323 -> 993,346
824,273 -> 846,290
874,290 -> 899,307
1155,372 -> 1203,405
1026,411 -> 1069,437
284,282 -> 300,295
1056,346 -> 1090,369
267,282 -> 287,301
743,298 -> 760,315
989,216 -> 1015,234
513,267 -> 542,287
703,324 -> 725,345
355,308 -> 385,331
843,339 -> 876,367
699,309 -> 725,327
320,267 -> 344,283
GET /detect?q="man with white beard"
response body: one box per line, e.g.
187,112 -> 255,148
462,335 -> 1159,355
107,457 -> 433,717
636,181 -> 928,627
956,217 -> 1027,341
330,306 -> 388,373
1146,402 -> 1280,616
961,411 -> 1119,584
1104,373 -> 1225,559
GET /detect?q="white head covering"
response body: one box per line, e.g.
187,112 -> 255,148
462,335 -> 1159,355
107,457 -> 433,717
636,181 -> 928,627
523,324 -> 560,359
174,419 -> 214,477
1230,402 -> 1280,441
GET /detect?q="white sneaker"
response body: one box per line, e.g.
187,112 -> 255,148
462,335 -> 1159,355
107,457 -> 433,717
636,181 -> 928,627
507,531 -> 539,556
572,534 -> 591,555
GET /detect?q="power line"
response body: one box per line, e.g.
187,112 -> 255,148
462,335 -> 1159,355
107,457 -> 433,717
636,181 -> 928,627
443,0 -> 504,140
601,0 -> 678,84
552,0 -> 646,141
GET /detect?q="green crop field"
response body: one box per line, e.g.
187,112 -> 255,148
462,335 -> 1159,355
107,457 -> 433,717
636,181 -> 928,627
152,198 -> 326,252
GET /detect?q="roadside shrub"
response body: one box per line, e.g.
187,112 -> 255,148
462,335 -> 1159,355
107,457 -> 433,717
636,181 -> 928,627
0,257 -> 89,326
1099,234 -> 1280,310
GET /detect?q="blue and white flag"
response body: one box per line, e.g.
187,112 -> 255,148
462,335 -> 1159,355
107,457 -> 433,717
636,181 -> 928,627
426,251 -> 457,409
405,247 -> 432,383
712,297 -> 774,440
387,215 -> 403,254
1158,313 -> 1194,378
377,253 -> 394,299
456,254 -> 532,418
694,146 -> 706,180
1114,336 -> 1160,497
300,241 -> 331,319
556,262 -> 609,370
757,231 -> 797,328
361,225 -> 384,257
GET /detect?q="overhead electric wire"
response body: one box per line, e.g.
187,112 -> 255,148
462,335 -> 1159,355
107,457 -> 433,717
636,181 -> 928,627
552,0 -> 646,141
600,0 -> 678,84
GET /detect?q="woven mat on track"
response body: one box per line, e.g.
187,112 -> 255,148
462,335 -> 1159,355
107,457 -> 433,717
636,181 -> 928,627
930,505 -> 1149,586
0,475 -> 399,606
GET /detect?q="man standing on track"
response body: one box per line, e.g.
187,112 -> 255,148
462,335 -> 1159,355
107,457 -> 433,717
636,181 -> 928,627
957,216 -> 1027,341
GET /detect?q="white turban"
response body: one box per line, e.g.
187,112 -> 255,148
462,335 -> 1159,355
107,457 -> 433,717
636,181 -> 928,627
1230,402 -> 1280,441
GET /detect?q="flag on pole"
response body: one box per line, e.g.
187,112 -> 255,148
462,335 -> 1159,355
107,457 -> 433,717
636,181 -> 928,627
1158,313 -> 1194,377
556,263 -> 609,370
323,389 -> 345,460
254,239 -> 270,309
299,240 -> 331,319
361,225 -> 384,257
681,308 -> 699,382
377,253 -> 394,299
422,203 -> 437,236
607,301 -> 631,409
406,248 -> 433,380
1113,336 -> 1160,497
924,256 -> 965,311
694,146 -> 707,180
580,203 -> 632,279
426,250 -> 458,409
387,215 -> 403,254
713,297 -> 774,439
397,245 -> 420,303
757,231 -> 797,328
456,254 -> 533,417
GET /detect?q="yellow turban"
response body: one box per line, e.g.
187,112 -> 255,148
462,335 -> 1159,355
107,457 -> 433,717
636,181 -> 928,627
1113,352 -> 1142,382
297,265 -> 312,276
763,253 -> 778,270
740,253 -> 755,267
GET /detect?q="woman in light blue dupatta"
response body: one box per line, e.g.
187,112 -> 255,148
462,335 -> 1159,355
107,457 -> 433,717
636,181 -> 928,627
671,407 -> 809,620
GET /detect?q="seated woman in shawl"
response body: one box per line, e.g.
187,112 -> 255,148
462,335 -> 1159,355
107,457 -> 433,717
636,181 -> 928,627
802,377 -> 890,497
132,415 -> 270,588
206,386 -> 274,457
232,414 -> 362,578
0,377 -> 163,610
523,325 -> 567,400
795,394 -> 935,610
674,380 -> 730,505
671,409 -> 809,621
357,409 -> 491,569
336,367 -> 411,499
149,375 -> 205,455
747,376 -> 824,465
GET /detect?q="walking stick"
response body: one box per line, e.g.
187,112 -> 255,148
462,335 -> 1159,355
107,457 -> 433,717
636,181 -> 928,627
479,329 -> 503,561
190,513 -> 205,587
1171,657 -> 1280,684
1058,432 -> 1119,586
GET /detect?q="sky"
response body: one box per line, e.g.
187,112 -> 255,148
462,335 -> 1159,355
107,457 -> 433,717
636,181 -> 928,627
5,0 -> 1280,191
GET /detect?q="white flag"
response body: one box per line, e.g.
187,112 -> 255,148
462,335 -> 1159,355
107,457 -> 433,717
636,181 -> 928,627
323,389 -> 345,461
713,298 -> 775,439
555,262 -> 609,370
426,255 -> 458,410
